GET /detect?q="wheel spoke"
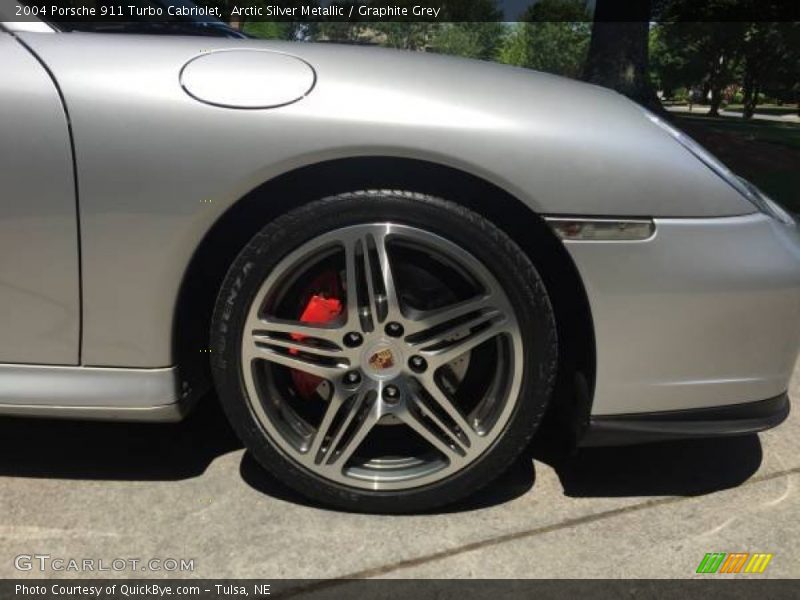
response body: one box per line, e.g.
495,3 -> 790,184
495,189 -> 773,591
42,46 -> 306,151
341,227 -> 401,330
398,405 -> 468,464
405,293 -> 496,336
306,388 -> 360,464
343,237 -> 363,329
244,329 -> 349,380
367,229 -> 401,322
247,346 -> 347,379
251,333 -> 344,359
412,375 -> 479,447
425,316 -> 511,367
321,391 -> 379,468
247,316 -> 344,344
406,294 -> 512,367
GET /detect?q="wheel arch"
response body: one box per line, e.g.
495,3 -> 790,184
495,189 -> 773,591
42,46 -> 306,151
174,156 -> 595,435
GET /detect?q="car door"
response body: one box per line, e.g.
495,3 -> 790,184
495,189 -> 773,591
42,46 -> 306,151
0,31 -> 80,364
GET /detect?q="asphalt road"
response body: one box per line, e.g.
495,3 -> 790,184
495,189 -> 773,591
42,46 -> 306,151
1,362 -> 798,580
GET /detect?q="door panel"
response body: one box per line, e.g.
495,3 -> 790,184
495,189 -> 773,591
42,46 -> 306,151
0,34 -> 79,364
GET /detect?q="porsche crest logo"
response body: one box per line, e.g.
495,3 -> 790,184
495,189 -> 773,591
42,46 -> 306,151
369,348 -> 395,370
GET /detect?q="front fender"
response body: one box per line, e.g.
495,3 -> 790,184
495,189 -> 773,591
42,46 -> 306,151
18,32 -> 753,367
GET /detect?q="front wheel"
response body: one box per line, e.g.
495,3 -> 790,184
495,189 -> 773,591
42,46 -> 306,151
211,191 -> 557,512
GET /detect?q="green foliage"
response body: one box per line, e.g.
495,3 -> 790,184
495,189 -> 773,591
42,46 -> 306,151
315,21 -> 370,44
204,0 -> 797,115
371,22 -> 435,50
649,23 -> 710,97
651,17 -> 799,113
654,22 -> 745,84
243,21 -> 297,40
498,22 -> 591,78
751,23 -> 800,105
429,23 -> 506,60
495,0 -> 590,78
496,24 -> 528,67
672,87 -> 690,102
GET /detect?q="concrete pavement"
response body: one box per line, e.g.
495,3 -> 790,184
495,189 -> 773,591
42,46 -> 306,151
1,362 -> 798,579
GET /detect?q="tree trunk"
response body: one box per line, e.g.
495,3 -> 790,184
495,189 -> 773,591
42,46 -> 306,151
742,71 -> 755,119
701,81 -> 711,104
707,54 -> 726,117
708,84 -> 723,116
583,0 -> 663,113
744,83 -> 759,119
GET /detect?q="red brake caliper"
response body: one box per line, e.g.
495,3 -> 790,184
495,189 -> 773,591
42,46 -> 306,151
290,271 -> 343,399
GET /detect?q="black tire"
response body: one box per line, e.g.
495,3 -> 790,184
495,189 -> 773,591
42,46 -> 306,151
210,190 -> 557,513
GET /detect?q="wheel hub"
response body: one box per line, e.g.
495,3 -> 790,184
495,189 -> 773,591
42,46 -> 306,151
361,339 -> 404,382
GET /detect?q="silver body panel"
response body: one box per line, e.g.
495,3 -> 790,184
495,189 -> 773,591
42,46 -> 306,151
0,33 -> 80,364
566,214 -> 800,415
16,32 -> 754,369
0,30 -> 797,421
0,402 -> 184,421
0,364 -> 185,421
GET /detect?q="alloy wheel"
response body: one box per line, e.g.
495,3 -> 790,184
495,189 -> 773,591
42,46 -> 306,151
240,223 -> 524,491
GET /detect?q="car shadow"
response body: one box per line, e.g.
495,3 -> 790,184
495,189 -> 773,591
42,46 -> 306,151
531,430 -> 764,498
240,430 -> 763,512
0,395 -> 764,509
0,395 -> 242,481
0,392 -> 535,512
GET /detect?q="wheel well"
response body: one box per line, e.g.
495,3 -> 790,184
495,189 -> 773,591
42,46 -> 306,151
174,157 -> 595,435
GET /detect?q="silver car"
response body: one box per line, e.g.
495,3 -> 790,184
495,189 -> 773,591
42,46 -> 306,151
2,10 -> 799,512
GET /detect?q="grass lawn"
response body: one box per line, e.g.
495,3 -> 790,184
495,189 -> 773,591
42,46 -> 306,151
675,114 -> 800,150
673,114 -> 800,214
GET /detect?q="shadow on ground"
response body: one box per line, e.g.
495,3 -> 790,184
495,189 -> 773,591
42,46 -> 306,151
0,395 -> 242,480
0,394 -> 763,509
532,430 -> 763,498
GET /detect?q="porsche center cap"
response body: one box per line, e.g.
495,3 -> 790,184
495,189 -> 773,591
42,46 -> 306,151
362,342 -> 403,380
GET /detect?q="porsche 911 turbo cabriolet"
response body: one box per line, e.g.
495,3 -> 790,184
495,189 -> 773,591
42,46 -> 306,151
1,5 -> 798,512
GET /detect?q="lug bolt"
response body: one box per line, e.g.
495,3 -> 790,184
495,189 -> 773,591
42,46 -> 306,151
409,355 -> 428,373
343,332 -> 363,347
385,322 -> 404,337
382,385 -> 401,404
343,370 -> 361,387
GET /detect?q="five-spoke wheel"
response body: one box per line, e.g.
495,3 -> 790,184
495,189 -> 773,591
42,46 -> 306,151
212,191 -> 556,511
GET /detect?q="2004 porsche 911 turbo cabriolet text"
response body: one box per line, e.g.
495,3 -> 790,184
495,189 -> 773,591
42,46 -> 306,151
1,4 -> 799,512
